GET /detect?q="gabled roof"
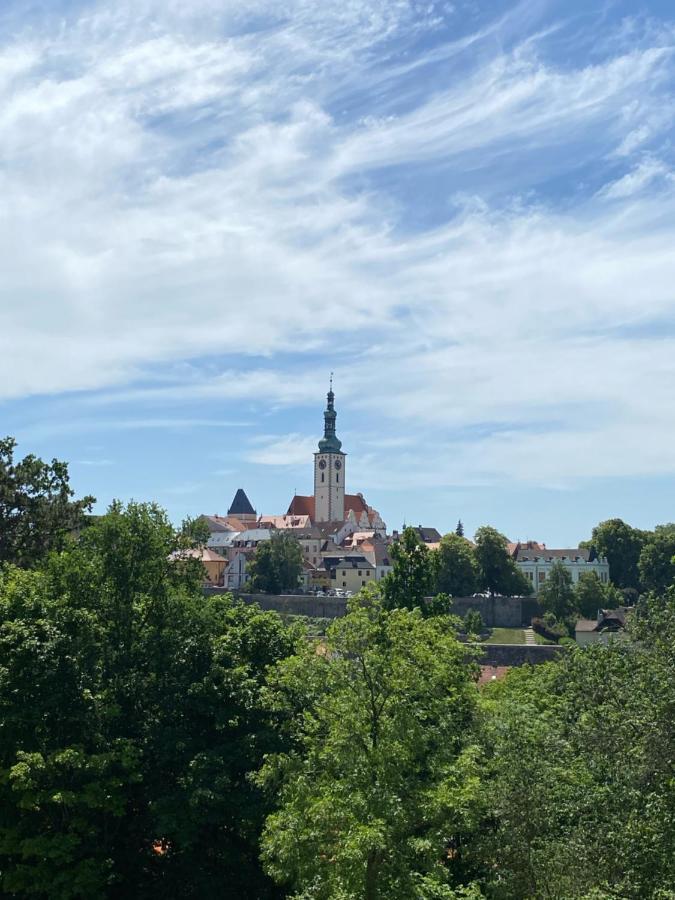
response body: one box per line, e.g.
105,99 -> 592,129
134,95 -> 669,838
286,493 -> 382,526
228,488 -> 256,516
201,514 -> 247,533
412,526 -> 442,543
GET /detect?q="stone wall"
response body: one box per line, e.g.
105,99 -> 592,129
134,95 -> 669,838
450,595 -> 543,627
203,588 -> 542,626
471,643 -> 563,667
205,588 -> 348,619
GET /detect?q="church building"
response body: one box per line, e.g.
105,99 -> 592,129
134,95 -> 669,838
286,382 -> 386,535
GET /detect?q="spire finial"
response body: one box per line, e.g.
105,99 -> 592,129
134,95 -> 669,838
329,371 -> 333,391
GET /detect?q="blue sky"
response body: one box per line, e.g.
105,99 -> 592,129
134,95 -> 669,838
1,0 -> 675,546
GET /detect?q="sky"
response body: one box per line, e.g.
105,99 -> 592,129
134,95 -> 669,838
1,0 -> 675,546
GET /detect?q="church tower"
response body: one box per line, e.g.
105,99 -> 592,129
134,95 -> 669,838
313,378 -> 346,523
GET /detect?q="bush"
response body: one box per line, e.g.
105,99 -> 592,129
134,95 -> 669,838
531,616 -> 567,643
464,610 -> 484,636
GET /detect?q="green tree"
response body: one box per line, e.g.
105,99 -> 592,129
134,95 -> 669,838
0,501 -> 300,898
434,533 -> 479,598
382,526 -> 433,611
0,437 -> 95,568
582,518 -> 647,590
180,514 -> 211,547
475,593 -> 675,898
574,571 -> 622,619
247,531 -> 303,593
258,592 -> 482,900
638,524 -> 675,593
464,610 -> 484,637
455,520 -> 465,537
538,560 -> 576,621
473,526 -> 531,597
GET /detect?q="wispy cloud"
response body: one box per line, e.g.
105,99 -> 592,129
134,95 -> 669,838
1,0 -> 675,497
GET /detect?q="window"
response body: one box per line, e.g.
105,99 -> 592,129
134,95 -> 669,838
336,473 -> 339,483
538,571 -> 546,582
342,570 -> 346,576
362,580 -> 366,586
343,581 -> 347,587
321,473 -> 325,483
358,570 -> 362,576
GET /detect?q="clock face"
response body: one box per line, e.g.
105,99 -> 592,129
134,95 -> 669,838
318,459 -> 327,470
334,459 -> 342,470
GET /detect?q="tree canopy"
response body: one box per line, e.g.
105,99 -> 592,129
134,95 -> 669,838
382,526 -> 433,611
434,532 -> 479,598
0,501 -> 301,898
0,437 -> 95,568
258,591 -> 482,900
473,526 -> 531,597
247,531 -> 303,594
538,560 -> 576,621
582,518 -> 647,590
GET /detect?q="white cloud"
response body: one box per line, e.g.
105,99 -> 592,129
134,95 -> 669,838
1,0 -> 675,489
599,156 -> 675,199
246,433 -> 318,467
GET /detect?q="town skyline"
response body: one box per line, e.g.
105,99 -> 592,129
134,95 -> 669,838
4,380 -> 670,549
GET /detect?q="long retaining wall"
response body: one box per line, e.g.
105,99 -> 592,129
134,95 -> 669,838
205,589 -> 348,619
471,643 -> 563,667
204,589 -> 542,626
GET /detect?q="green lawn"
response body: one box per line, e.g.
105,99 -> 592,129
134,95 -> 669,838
482,627 -> 526,645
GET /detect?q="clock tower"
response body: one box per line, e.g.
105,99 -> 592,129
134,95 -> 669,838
314,378 -> 346,523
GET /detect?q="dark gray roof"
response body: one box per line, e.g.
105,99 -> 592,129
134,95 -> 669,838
516,547 -> 594,562
413,526 -> 442,543
323,556 -> 373,570
228,488 -> 256,516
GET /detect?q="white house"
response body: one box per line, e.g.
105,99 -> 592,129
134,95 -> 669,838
512,542 -> 610,590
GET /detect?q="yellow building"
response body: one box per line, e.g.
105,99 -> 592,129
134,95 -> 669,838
327,556 -> 376,593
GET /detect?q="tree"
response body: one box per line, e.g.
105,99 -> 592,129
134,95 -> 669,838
475,593 -> 675,898
455,520 -> 464,537
574,571 -> 622,619
464,610 -> 484,637
247,531 -> 303,594
382,526 -> 433,611
538,560 -> 576,621
434,533 -> 479,598
180,514 -> 211,547
258,592 -> 482,899
0,437 -> 94,568
473,526 -> 531,597
0,501 -> 301,898
582,518 -> 647,590
638,524 -> 675,593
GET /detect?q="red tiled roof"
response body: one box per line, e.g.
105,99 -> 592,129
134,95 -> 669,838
477,665 -> 511,686
286,493 -> 373,521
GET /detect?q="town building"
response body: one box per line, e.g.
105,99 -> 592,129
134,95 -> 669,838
324,556 -> 376,593
285,382 -> 386,535
511,541 -> 610,588
575,608 -> 629,646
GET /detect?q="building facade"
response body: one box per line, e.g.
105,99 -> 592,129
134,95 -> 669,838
512,542 -> 610,588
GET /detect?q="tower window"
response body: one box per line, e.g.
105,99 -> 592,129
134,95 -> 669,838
336,474 -> 339,483
321,473 -> 325,483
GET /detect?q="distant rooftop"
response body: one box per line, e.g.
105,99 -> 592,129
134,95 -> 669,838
228,488 -> 256,517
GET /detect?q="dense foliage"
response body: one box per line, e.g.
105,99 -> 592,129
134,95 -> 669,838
0,437 -> 94,568
1,443 -> 674,898
258,590 -> 482,899
248,531 -> 304,594
0,502 -> 300,898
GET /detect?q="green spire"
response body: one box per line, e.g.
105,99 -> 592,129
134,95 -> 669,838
318,374 -> 342,453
